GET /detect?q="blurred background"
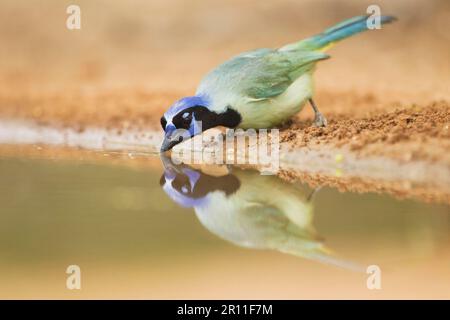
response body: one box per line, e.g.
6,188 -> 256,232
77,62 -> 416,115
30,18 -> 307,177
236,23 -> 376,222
0,0 -> 449,127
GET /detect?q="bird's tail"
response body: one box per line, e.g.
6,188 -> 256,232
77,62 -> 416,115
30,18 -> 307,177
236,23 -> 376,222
277,237 -> 365,272
280,15 -> 397,52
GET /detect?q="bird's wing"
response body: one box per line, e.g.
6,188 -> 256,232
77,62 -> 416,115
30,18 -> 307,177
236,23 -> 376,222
197,49 -> 329,101
242,50 -> 329,100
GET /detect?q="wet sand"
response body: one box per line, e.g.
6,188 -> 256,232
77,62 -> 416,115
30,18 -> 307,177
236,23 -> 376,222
1,142 -> 449,205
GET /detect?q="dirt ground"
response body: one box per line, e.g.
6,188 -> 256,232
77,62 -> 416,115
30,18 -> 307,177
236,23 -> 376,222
0,0 -> 449,165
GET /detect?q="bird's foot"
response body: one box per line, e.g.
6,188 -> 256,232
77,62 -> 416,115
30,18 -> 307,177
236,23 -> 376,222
313,113 -> 328,127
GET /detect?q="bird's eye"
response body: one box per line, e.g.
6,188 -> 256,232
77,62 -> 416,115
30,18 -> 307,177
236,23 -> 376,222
181,112 -> 192,128
173,111 -> 192,129
160,117 -> 167,129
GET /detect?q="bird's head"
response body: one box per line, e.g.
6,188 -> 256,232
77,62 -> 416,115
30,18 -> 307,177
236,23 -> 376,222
159,155 -> 240,208
160,96 -> 241,152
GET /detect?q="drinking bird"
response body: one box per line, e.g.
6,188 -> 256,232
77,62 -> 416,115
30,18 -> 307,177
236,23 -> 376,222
160,15 -> 396,152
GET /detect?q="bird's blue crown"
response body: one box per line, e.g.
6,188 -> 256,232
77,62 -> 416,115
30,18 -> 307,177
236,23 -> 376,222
164,96 -> 209,121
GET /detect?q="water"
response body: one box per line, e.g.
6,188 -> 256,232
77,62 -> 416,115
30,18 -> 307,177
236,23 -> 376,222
0,155 -> 449,299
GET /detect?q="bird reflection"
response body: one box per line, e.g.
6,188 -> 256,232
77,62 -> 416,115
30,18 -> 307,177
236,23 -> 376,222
160,156 -> 358,269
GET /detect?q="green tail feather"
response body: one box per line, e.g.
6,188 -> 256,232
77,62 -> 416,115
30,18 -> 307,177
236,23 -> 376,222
280,15 -> 397,52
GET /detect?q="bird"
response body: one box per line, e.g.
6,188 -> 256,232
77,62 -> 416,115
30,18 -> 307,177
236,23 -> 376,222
160,15 -> 396,152
159,155 -> 361,270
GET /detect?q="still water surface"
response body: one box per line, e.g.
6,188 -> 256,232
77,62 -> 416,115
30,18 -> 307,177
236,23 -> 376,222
0,156 -> 449,299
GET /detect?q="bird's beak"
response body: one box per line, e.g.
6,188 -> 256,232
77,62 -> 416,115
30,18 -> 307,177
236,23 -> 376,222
160,153 -> 183,173
160,129 -> 189,153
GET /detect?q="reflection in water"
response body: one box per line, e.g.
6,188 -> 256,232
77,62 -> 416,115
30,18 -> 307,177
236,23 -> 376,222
0,157 -> 448,298
160,156 -> 359,270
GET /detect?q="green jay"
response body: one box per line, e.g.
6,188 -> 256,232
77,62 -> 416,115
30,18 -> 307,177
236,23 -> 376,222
160,15 -> 396,152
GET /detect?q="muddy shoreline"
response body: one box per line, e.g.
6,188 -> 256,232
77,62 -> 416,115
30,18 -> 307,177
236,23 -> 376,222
0,118 -> 449,205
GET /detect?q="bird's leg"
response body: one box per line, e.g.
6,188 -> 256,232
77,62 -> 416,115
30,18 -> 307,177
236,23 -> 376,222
308,98 -> 327,127
307,186 -> 322,202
